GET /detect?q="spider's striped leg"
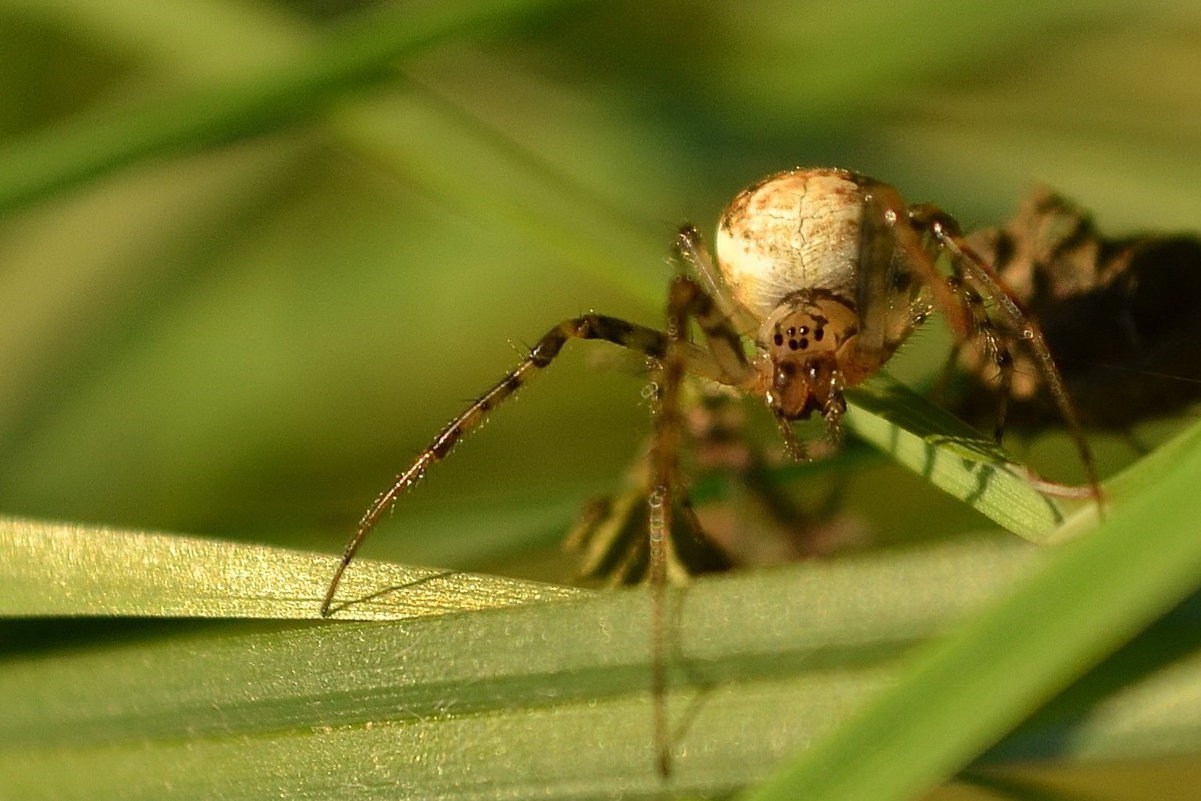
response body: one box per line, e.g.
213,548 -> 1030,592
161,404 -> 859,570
321,313 -> 718,616
910,204 -> 1102,500
648,274 -> 755,777
649,275 -> 757,583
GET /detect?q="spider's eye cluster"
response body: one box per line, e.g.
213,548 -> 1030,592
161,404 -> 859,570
771,321 -> 826,353
762,298 -> 850,359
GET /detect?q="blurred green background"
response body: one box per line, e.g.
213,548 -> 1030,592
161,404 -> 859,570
3,2 -> 1201,798
1,0 -> 1198,576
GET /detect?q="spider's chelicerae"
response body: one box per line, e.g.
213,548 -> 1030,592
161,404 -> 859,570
321,166 -> 1099,616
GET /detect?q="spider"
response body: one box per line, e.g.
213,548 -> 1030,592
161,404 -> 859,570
321,166 -> 1098,612
319,167 -> 1100,775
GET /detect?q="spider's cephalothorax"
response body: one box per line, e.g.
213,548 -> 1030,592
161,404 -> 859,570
759,291 -> 857,420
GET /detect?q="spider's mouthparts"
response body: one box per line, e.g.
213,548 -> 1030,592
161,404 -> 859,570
770,353 -> 838,421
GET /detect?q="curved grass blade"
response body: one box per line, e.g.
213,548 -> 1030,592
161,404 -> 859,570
0,516 -> 577,620
744,417 -> 1201,801
845,372 -> 1083,542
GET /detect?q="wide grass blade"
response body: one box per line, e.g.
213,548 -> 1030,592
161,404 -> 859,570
744,417 -> 1201,801
0,536 -> 1040,799
3,525 -> 1201,798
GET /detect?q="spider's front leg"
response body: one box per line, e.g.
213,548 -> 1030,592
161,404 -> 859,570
644,272 -> 761,778
321,312 -> 726,616
649,275 -> 757,582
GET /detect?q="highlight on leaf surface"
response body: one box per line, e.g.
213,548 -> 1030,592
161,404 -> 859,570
0,516 -> 577,620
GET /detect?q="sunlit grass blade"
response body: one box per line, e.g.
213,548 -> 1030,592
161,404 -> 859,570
845,372 -> 1082,542
0,516 -> 577,620
4,530 -> 1201,798
0,537 -> 1040,798
744,417 -> 1201,801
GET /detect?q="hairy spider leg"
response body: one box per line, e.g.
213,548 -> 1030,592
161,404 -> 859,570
910,205 -> 1103,500
901,202 -> 1015,439
858,183 -> 972,342
648,274 -> 758,777
320,313 -> 728,616
854,185 -> 916,361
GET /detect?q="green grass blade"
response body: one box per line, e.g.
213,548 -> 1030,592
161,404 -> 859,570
0,0 -> 590,213
0,516 -> 577,619
845,372 -> 1082,542
743,417 -> 1201,801
3,528 -> 1200,798
0,536 -> 1040,798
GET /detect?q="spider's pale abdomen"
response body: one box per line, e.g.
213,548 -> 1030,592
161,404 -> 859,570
715,168 -> 865,315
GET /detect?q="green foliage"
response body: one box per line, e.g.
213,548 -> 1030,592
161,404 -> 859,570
2,1 -> 1201,799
